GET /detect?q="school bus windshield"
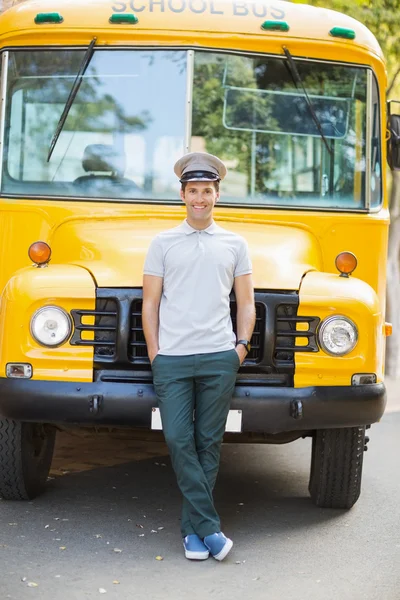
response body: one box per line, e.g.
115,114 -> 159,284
2,48 -> 381,209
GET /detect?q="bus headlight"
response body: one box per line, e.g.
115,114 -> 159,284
318,316 -> 358,356
30,306 -> 72,347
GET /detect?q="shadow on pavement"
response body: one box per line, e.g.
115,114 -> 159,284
39,438 -> 345,544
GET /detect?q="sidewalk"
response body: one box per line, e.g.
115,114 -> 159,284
384,377 -> 400,413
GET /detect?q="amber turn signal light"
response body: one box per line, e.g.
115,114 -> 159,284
385,322 -> 393,337
28,241 -> 52,266
335,251 -> 357,277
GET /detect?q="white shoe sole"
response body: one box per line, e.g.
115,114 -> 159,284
184,548 -> 209,560
213,538 -> 233,561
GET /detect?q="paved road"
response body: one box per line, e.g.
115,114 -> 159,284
1,382 -> 400,600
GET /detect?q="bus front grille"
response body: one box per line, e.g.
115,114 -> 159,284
275,304 -> 319,365
128,298 -> 266,363
70,288 -> 319,385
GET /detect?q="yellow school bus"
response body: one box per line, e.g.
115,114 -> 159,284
0,0 -> 393,507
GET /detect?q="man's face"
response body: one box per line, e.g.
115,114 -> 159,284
180,181 -> 219,223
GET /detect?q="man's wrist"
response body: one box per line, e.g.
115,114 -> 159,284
236,339 -> 251,353
148,348 -> 159,362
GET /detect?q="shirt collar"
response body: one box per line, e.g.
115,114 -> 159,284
180,219 -> 217,235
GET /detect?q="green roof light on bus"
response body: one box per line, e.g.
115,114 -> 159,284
109,14 -> 139,25
261,21 -> 289,32
34,13 -> 64,24
329,27 -> 356,40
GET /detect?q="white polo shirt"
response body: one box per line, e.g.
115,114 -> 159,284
143,220 -> 252,356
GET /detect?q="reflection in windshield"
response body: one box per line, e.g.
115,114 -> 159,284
4,50 -> 186,199
47,37 -> 97,162
224,87 -> 349,138
2,49 -> 381,209
192,52 -> 379,209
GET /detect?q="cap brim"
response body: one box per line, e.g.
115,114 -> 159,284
179,170 -> 220,183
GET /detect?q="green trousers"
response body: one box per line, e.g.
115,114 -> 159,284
151,349 -> 240,539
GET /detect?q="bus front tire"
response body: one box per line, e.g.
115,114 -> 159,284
308,426 -> 365,509
0,419 -> 56,500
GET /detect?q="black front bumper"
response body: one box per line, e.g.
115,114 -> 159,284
0,378 -> 386,434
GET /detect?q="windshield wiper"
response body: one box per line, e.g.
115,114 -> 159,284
47,37 -> 97,162
282,46 -> 333,157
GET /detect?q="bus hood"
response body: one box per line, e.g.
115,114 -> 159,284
51,218 -> 323,290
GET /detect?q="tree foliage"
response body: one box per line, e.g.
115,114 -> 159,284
292,0 -> 400,96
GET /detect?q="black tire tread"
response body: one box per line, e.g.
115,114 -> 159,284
309,426 -> 365,509
0,419 -> 26,500
0,419 -> 55,500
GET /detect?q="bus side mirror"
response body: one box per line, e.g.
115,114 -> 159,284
387,113 -> 400,171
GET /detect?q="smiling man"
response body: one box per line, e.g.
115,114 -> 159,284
142,152 -> 255,561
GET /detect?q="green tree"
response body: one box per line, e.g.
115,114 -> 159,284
293,0 -> 399,96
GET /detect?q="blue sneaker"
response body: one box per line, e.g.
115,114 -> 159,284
183,534 -> 209,560
203,532 -> 233,561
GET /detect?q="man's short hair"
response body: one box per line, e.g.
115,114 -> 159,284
181,180 -> 220,193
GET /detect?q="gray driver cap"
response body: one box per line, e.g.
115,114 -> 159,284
174,152 -> 227,183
